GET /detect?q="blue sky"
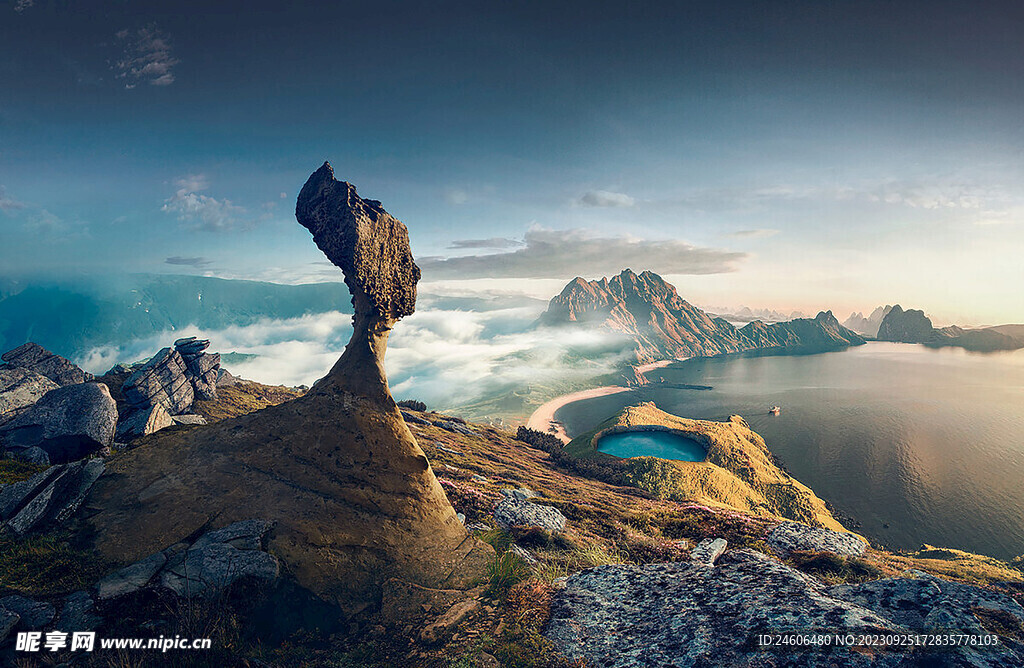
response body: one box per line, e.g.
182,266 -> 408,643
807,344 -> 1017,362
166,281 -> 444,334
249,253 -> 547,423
2,0 -> 1023,324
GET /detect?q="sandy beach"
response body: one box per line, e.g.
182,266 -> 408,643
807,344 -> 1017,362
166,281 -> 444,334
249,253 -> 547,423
525,358 -> 687,443
526,385 -> 634,443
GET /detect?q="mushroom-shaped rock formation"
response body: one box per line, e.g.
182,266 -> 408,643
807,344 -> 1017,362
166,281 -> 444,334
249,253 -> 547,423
82,162 -> 491,618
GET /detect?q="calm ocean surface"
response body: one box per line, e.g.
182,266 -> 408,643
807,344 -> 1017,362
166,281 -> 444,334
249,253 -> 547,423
555,342 -> 1024,560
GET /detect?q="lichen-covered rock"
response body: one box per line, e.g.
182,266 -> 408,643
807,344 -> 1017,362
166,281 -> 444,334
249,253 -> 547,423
494,493 -> 567,532
768,521 -> 867,558
121,347 -> 194,415
689,537 -> 727,565
546,550 -> 1024,667
0,367 -> 59,425
0,466 -> 62,519
1,342 -> 92,386
0,382 -> 117,463
829,570 -> 1024,633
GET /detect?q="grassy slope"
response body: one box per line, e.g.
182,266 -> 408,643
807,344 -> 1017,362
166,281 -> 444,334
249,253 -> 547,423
2,386 -> 1021,667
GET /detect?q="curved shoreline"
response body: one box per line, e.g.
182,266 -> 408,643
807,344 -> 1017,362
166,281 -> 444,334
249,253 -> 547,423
525,359 -> 685,443
526,385 -> 634,444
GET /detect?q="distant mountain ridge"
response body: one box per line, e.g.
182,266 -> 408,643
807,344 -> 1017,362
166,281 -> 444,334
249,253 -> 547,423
538,269 -> 865,363
842,305 -> 893,337
877,305 -> 1024,352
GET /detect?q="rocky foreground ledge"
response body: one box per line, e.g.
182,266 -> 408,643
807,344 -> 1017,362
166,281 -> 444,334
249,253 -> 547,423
546,539 -> 1024,667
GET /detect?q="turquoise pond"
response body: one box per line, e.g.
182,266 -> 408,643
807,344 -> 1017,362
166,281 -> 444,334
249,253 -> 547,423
597,431 -> 707,462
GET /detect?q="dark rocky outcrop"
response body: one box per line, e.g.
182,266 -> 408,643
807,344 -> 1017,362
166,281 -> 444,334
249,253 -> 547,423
876,305 -> 1024,352
0,367 -> 59,426
546,547 -> 1024,667
0,383 -> 117,463
116,339 -> 221,440
0,459 -> 104,534
538,270 -> 864,363
81,162 -> 491,619
1,342 -> 92,386
876,304 -> 936,343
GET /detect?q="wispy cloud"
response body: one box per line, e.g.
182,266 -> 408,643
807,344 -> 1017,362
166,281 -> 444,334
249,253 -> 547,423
576,190 -> 635,207
113,25 -> 179,88
728,228 -> 779,238
419,227 -> 746,279
174,174 -> 209,192
448,237 -> 525,250
162,176 -> 247,231
13,0 -> 34,13
165,256 -> 213,268
444,188 -> 469,205
0,186 -> 24,213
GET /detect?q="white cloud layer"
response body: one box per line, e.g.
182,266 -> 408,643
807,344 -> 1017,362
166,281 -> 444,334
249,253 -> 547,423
76,304 -> 632,412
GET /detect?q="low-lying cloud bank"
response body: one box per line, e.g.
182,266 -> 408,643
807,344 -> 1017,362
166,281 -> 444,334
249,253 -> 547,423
76,301 -> 633,412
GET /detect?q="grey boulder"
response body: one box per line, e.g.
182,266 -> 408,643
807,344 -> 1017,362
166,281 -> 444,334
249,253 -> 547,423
160,543 -> 279,598
115,403 -> 174,441
0,367 -> 59,426
494,491 -> 566,533
95,551 -> 168,600
1,342 -> 92,386
689,537 -> 728,566
171,414 -> 207,426
0,607 -> 18,643
2,459 -> 105,534
768,521 -> 868,558
0,382 -> 117,463
0,595 -> 55,630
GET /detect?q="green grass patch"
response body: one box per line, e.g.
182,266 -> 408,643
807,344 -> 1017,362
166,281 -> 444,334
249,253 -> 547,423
0,531 -> 110,596
485,552 -> 530,598
0,459 -> 47,485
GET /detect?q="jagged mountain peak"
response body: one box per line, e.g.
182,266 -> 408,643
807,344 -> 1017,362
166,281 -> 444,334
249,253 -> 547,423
539,270 -> 864,363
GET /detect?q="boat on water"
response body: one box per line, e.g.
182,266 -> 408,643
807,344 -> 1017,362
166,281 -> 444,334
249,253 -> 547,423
769,405 -> 781,415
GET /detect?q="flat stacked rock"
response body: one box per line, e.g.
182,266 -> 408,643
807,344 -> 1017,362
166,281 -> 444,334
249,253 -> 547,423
0,383 -> 117,463
1,342 -> 92,386
121,347 -> 194,416
174,337 -> 220,401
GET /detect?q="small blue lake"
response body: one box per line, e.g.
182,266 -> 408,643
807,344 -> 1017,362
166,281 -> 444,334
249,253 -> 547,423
597,431 -> 706,462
